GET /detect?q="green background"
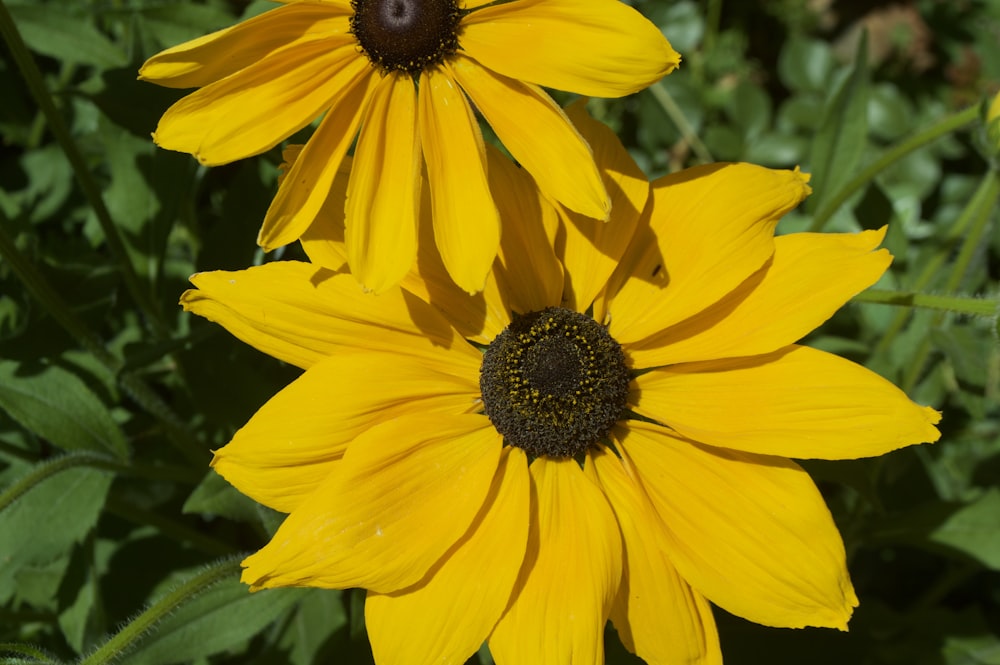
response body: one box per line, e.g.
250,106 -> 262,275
1,0 -> 999,663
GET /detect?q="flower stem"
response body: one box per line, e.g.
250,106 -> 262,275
897,170 -> 1000,393
79,557 -> 244,665
852,289 -> 998,317
808,104 -> 981,232
0,0 -> 166,338
0,452 -> 115,513
649,80 -> 714,164
872,170 -> 999,357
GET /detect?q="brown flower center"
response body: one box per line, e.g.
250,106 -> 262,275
480,308 -> 631,459
350,0 -> 462,75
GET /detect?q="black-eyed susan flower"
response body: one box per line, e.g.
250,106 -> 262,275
181,106 -> 941,664
140,0 -> 680,294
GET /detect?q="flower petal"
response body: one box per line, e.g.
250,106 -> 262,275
489,458 -> 621,665
618,421 -> 858,629
138,3 -> 351,88
298,155 -> 352,271
212,348 -> 481,514
448,54 -> 609,220
346,73 -> 421,293
151,29 -> 360,165
632,344 -> 942,460
625,227 -> 892,367
607,164 -> 811,344
588,448 -> 722,665
366,447 -> 530,665
488,146 -> 565,315
242,413 -> 501,593
557,100 -> 648,315
258,67 -> 377,251
181,262 -> 480,370
462,0 -> 679,97
418,66 -> 499,294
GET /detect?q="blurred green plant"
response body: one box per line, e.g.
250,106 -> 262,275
0,1 -> 998,664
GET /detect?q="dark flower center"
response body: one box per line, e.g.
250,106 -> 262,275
480,307 -> 631,459
350,0 -> 462,75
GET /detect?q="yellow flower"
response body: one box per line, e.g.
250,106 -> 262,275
181,106 -> 941,664
139,0 -> 680,294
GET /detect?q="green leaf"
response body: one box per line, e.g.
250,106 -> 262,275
124,577 -> 308,665
807,33 -> 870,213
0,461 -> 113,604
777,36 -> 835,93
930,488 -> 1000,570
7,4 -> 127,68
182,471 -> 260,525
57,542 -> 106,655
944,634 -> 1000,665
274,589 -> 347,665
0,360 -> 129,459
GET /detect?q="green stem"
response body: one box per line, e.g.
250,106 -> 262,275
0,641 -> 62,664
808,104 -> 980,232
704,0 -> 722,54
852,289 -> 998,318
898,170 -> 1000,393
0,217 -> 122,375
944,171 -> 1000,292
0,0 -> 166,338
79,557 -> 243,665
0,217 -> 206,465
649,80 -> 714,164
0,452 -> 116,513
873,170 -> 999,356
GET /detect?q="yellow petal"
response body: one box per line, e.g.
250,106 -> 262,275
448,54 -> 609,220
399,179 -> 511,345
346,73 -> 421,293
607,164 -> 811,344
632,344 -> 942,459
558,100 -> 648,315
259,67 -> 377,251
366,447 -> 530,665
627,227 -> 892,366
242,413 -> 501,593
138,3 -> 350,88
152,32 -> 359,165
418,67 -> 499,294
181,262 -> 480,370
488,146 -> 565,315
212,348 -> 481,514
462,0 -> 679,97
489,458 -> 621,665
298,156 -> 352,271
588,448 -> 722,665
618,421 -> 858,629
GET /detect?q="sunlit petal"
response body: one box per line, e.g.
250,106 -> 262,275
462,0 -> 679,97
632,345 -> 942,459
366,447 -> 529,665
242,414 -> 501,593
618,421 -> 858,630
489,458 -> 621,665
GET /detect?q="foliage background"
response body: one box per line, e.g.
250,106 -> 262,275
1,0 -> 999,663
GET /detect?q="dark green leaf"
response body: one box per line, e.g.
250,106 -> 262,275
930,488 -> 1000,570
182,471 -> 260,524
0,462 -> 113,603
8,4 -> 127,68
0,360 -> 128,459
124,577 -> 308,665
807,33 -> 870,213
